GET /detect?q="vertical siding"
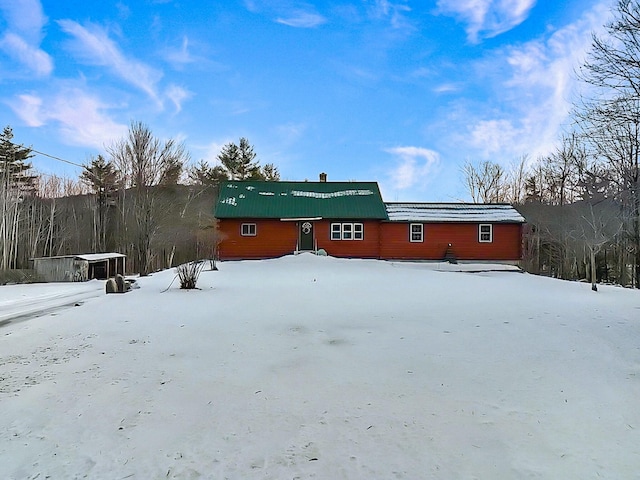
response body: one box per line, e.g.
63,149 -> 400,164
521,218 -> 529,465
218,219 -> 298,260
379,222 -> 522,261
316,220 -> 381,258
33,258 -> 89,282
219,219 -> 522,261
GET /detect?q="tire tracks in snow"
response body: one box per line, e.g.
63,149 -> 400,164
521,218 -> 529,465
0,284 -> 104,328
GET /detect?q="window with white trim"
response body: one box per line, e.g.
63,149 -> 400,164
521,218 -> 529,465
331,223 -> 342,240
353,223 -> 363,240
241,223 -> 257,236
343,223 -> 353,239
330,223 -> 364,240
479,224 -> 492,243
410,223 -> 423,242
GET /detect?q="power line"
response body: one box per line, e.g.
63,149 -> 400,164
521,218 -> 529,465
4,139 -> 87,169
2,139 -> 108,186
30,147 -> 86,169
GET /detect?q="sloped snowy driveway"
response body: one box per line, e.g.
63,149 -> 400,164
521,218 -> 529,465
0,280 -> 105,327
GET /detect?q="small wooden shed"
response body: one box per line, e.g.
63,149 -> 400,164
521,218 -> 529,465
31,253 -> 126,282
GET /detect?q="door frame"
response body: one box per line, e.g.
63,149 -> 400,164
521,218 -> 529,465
298,220 -> 315,251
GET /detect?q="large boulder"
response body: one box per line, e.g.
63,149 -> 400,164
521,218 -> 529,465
105,278 -> 118,294
115,274 -> 126,293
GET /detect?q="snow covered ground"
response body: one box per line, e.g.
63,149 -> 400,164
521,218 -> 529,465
1,254 -> 639,479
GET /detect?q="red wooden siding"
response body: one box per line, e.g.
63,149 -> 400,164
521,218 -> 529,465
379,222 -> 522,261
218,219 -> 298,260
218,219 -> 382,260
218,219 -> 523,261
316,220 -> 381,258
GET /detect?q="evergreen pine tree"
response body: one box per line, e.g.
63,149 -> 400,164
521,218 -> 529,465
0,126 -> 36,197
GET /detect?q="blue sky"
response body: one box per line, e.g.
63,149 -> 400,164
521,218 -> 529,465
0,0 -> 613,201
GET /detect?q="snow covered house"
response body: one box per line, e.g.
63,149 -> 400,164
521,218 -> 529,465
214,180 -> 525,262
31,253 -> 126,282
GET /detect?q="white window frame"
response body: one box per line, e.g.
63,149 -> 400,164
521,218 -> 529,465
241,223 -> 257,236
410,223 -> 423,242
330,222 -> 364,241
353,223 -> 363,240
479,223 -> 493,243
342,223 -> 353,240
331,223 -> 342,240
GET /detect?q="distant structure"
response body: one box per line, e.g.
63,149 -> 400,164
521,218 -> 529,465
31,253 -> 126,282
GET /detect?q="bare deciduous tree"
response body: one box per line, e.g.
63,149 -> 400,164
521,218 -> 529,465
462,160 -> 508,203
569,200 -> 623,291
108,121 -> 189,276
576,0 -> 640,287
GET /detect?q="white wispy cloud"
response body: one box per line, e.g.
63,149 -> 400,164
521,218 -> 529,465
437,0 -> 537,43
367,0 -> 412,29
164,36 -> 195,67
165,84 -> 192,113
451,1 -> 611,164
244,0 -> 326,28
9,88 -> 128,149
276,11 -> 326,28
10,94 -> 45,127
0,0 -> 53,76
433,83 -> 462,94
0,0 -> 47,42
0,33 -> 53,76
57,19 -> 163,101
385,146 -> 440,190
469,119 -> 520,156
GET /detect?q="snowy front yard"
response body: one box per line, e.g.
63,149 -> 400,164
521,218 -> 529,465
1,254 -> 639,479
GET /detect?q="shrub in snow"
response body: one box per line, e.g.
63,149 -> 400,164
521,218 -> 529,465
176,261 -> 206,289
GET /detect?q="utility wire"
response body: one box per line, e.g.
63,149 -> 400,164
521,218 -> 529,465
3,139 -> 87,169
29,147 -> 86,169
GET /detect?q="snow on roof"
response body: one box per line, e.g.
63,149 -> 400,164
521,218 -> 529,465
220,196 -> 237,206
75,253 -> 126,261
290,189 -> 374,199
31,253 -> 126,262
385,203 -> 525,223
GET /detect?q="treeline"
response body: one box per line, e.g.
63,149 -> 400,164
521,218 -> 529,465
462,1 -> 640,289
0,122 -> 279,276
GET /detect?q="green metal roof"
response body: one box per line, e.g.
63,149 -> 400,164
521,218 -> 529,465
214,181 -> 388,219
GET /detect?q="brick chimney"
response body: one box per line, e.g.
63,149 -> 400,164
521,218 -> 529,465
319,172 -> 327,182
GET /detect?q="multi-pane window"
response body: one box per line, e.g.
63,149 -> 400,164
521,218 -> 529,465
331,223 -> 342,240
330,223 -> 364,240
241,223 -> 257,236
410,223 -> 423,242
353,224 -> 363,240
479,224 -> 493,243
343,223 -> 353,239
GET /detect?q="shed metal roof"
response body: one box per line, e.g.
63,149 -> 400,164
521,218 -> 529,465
215,181 -> 388,219
31,253 -> 126,262
385,203 -> 525,223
